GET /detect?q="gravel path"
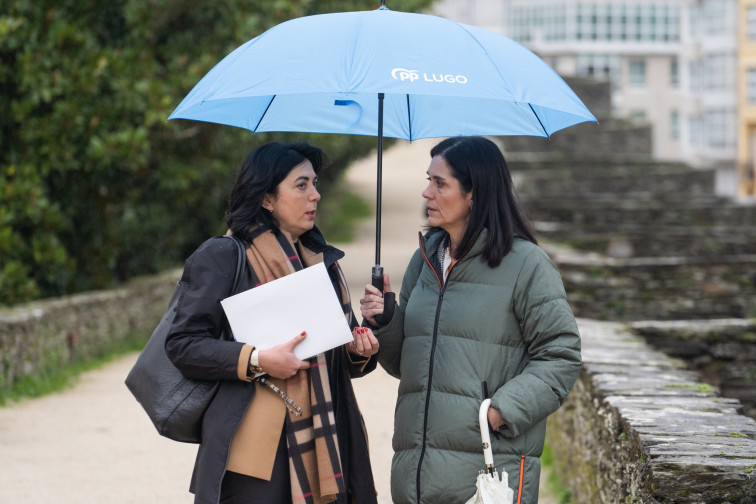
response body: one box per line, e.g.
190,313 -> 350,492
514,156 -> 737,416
0,139 -> 556,503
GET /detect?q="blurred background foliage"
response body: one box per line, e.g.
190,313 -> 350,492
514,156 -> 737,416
0,0 -> 433,306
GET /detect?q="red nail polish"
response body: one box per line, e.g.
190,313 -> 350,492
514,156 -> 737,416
301,331 -> 306,336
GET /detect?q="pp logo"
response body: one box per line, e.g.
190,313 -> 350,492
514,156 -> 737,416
391,68 -> 420,82
391,67 -> 468,84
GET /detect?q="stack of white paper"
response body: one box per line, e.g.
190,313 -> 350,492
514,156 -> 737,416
221,262 -> 353,359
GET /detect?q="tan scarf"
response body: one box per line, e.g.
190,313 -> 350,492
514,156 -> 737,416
244,227 -> 345,504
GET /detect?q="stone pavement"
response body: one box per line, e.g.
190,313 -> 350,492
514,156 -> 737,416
0,139 -> 556,503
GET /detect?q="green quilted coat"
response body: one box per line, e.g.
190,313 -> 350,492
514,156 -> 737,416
375,229 -> 581,504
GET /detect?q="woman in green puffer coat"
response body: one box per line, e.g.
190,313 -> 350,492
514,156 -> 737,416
360,136 -> 581,504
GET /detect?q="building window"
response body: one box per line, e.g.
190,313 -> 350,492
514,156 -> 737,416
670,110 -> 679,139
510,1 -> 679,44
577,54 -> 619,80
629,59 -> 646,87
689,62 -> 703,92
748,68 -> 756,104
705,109 -> 736,150
576,53 -> 621,90
670,59 -> 679,87
689,116 -> 703,146
703,53 -> 735,91
749,7 -> 756,40
628,109 -> 647,121
703,0 -> 727,35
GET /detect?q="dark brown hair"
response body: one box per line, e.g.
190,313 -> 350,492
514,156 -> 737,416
430,136 -> 536,267
225,142 -> 325,242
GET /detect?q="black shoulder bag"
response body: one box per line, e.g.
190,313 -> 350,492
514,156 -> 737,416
125,234 -> 247,443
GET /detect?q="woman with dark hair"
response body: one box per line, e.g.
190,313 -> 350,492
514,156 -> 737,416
360,136 -> 581,504
166,142 -> 379,504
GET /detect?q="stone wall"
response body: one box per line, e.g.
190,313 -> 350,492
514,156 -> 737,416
502,78 -> 756,501
562,77 -> 613,121
630,319 -> 756,419
503,120 -> 653,162
500,80 -> 756,321
525,196 -> 756,235
545,244 -> 756,321
502,77 -> 653,162
514,161 -> 716,198
0,270 -> 179,389
548,319 -> 756,503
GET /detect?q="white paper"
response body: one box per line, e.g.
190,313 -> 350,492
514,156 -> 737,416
221,262 -> 353,359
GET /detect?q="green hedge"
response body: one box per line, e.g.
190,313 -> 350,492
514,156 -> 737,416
0,0 -> 432,306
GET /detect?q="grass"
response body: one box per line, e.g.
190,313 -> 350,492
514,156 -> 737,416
541,443 -> 573,504
0,331 -> 147,406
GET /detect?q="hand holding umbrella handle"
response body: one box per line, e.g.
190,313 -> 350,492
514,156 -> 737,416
479,398 -> 495,475
371,265 -> 395,326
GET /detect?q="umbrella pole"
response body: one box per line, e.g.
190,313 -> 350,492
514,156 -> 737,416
372,93 -> 395,325
375,92 -> 383,267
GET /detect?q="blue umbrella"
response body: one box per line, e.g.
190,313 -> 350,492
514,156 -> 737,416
169,2 -> 597,322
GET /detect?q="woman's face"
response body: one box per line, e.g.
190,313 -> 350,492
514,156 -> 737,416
263,160 -> 320,242
422,155 -> 472,243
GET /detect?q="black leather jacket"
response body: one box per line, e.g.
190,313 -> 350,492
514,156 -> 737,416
165,227 -> 378,504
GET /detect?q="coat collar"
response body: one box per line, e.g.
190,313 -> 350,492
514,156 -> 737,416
298,225 -> 345,268
420,227 -> 489,263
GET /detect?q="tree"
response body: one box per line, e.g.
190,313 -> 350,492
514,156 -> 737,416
0,0 -> 432,305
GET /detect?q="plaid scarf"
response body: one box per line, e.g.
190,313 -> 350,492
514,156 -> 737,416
244,227 -> 347,504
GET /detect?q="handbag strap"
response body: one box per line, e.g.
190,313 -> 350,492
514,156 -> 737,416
223,234 -> 247,292
220,234 -> 248,341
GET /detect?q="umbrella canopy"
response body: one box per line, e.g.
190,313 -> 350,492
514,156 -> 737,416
169,6 -> 596,139
169,4 -> 597,322
465,473 -> 514,504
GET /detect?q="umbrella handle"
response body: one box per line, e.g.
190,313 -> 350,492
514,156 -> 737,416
479,398 -> 495,471
371,265 -> 396,326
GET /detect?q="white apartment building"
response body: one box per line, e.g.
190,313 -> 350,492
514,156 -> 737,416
432,0 -> 738,169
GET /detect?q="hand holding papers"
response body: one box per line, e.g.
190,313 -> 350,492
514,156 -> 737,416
221,263 -> 353,359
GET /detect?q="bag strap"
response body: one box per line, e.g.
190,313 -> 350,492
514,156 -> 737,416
223,234 -> 247,293
220,234 -> 248,341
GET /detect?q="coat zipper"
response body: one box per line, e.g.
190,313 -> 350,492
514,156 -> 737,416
415,234 -> 457,503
